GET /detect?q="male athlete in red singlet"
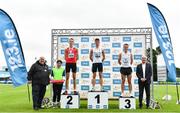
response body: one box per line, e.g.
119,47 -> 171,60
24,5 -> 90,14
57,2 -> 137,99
64,38 -> 78,94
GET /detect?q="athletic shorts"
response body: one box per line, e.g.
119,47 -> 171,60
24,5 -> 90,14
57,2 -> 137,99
120,67 -> 132,76
92,63 -> 103,73
65,63 -> 77,73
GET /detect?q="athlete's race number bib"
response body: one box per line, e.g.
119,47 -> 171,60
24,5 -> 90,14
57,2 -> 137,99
95,52 -> 101,58
68,53 -> 74,58
122,58 -> 129,66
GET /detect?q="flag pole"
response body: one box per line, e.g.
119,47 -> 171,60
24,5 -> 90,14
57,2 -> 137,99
27,83 -> 30,103
176,82 -> 180,104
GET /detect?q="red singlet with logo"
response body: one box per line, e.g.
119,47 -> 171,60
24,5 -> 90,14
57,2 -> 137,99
65,47 -> 78,63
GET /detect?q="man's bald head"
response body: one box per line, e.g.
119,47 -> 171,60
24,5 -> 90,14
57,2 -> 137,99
142,55 -> 147,64
39,56 -> 46,65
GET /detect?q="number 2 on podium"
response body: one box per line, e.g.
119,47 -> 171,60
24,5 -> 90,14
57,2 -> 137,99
67,95 -> 73,105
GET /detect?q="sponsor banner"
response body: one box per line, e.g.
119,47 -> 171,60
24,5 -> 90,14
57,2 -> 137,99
58,35 -> 145,98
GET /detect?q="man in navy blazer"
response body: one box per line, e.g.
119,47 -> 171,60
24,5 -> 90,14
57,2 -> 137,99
136,55 -> 152,109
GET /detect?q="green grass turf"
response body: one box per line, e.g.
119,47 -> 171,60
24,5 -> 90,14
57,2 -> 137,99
0,84 -> 180,112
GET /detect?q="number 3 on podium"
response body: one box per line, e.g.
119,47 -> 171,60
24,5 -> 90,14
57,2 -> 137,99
119,97 -> 136,109
124,99 -> 131,108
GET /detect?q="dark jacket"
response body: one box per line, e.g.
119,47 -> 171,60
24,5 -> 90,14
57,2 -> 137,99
136,63 -> 152,84
27,61 -> 50,85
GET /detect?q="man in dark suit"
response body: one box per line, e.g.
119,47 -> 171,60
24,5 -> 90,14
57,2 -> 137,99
136,56 -> 152,109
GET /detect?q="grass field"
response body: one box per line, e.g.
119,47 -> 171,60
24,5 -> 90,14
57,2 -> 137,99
0,84 -> 180,113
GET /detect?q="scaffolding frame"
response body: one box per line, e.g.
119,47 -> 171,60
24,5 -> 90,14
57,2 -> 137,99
51,28 -> 154,99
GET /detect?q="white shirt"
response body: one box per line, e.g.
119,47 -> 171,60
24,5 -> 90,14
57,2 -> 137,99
142,63 -> 146,78
92,47 -> 103,63
121,51 -> 131,67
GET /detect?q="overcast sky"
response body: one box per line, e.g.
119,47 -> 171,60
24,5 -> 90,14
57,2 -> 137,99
0,0 -> 180,67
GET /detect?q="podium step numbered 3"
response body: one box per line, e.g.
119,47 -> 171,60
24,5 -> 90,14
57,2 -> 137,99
119,96 -> 136,109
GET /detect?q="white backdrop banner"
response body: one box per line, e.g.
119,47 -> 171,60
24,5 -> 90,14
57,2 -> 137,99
57,35 -> 146,99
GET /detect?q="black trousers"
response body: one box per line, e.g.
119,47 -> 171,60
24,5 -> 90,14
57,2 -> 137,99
53,83 -> 63,102
138,81 -> 150,107
32,84 -> 46,108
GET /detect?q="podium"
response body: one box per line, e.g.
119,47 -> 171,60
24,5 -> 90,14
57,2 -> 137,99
88,91 -> 108,109
61,93 -> 80,109
119,96 -> 136,109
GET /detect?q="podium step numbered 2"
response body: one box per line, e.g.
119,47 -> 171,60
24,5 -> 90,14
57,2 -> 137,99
61,94 -> 80,109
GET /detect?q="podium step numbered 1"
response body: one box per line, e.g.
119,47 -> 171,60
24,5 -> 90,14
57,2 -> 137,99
88,91 -> 108,109
61,94 -> 80,109
119,96 -> 136,109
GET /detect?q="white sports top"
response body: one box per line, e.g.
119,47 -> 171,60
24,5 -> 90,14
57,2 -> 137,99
92,47 -> 103,63
121,51 -> 131,67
